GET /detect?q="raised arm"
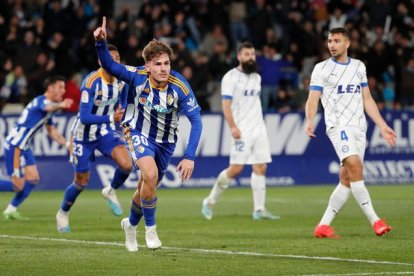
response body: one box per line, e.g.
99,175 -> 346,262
362,86 -> 396,146
93,17 -> 135,84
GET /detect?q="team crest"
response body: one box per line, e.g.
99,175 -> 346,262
139,97 -> 147,104
167,94 -> 174,105
137,145 -> 145,153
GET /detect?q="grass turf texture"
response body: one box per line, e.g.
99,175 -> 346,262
0,185 -> 413,275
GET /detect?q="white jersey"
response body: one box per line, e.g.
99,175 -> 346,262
221,68 -> 265,134
310,57 -> 368,132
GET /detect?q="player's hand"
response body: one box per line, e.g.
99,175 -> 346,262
60,98 -> 73,109
305,121 -> 316,138
176,159 -> 194,182
231,126 -> 241,139
93,16 -> 107,41
381,125 -> 396,147
113,107 -> 125,123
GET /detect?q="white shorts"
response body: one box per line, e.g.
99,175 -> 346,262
229,128 -> 272,165
327,126 -> 366,164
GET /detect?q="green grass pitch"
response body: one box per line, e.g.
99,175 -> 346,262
1,185 -> 413,275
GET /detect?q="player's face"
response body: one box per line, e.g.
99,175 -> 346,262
98,50 -> 120,67
238,48 -> 256,64
109,50 -> 120,63
146,53 -> 171,87
50,80 -> 66,102
238,47 -> 257,74
327,33 -> 350,59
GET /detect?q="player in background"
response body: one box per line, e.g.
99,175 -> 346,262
56,44 -> 132,233
305,27 -> 396,238
94,17 -> 202,252
0,76 -> 72,219
201,42 -> 279,221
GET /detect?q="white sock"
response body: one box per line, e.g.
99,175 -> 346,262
350,180 -> 379,225
251,172 -> 266,212
206,169 -> 232,205
319,183 -> 351,226
4,204 -> 17,213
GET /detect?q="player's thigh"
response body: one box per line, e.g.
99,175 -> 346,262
71,141 -> 95,173
153,144 -> 174,183
97,133 -> 125,157
327,126 -> 365,163
136,156 -> 158,183
229,136 -> 254,165
111,144 -> 132,171
250,131 -> 272,164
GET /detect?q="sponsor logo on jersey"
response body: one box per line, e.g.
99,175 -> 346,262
187,97 -> 199,112
81,91 -> 89,103
337,84 -> 361,94
143,88 -> 150,93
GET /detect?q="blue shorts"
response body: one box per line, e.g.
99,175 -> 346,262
71,132 -> 125,173
4,142 -> 36,177
124,127 -> 175,182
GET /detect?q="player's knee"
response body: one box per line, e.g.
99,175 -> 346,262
75,173 -> 90,186
119,161 -> 133,173
142,171 -> 158,185
25,178 -> 40,185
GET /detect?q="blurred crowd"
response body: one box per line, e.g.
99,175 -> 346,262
0,0 -> 414,114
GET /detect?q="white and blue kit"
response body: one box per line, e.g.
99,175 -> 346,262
5,95 -> 56,177
70,68 -> 128,172
221,68 -> 271,165
310,57 -> 369,162
96,40 -> 202,182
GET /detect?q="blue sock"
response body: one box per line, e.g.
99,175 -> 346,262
141,197 -> 157,227
10,181 -> 36,207
61,182 -> 84,212
128,199 -> 143,226
0,179 -> 14,191
111,168 -> 130,190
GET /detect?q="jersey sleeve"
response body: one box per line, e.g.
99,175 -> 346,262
177,78 -> 202,160
309,63 -> 324,92
119,82 -> 129,109
221,71 -> 235,99
360,61 -> 368,87
95,40 -> 136,85
79,82 -> 111,124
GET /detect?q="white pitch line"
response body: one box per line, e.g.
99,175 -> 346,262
304,272 -> 414,276
1,234 -> 414,267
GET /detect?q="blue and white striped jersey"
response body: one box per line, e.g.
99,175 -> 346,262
96,41 -> 202,160
72,68 -> 128,142
6,95 -> 55,150
122,65 -> 200,144
310,57 -> 368,131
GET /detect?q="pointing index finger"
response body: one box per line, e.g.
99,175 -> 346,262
102,16 -> 106,30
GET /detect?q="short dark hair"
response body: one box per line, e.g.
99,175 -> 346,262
44,75 -> 65,90
107,44 -> 118,52
329,27 -> 350,39
237,41 -> 255,53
